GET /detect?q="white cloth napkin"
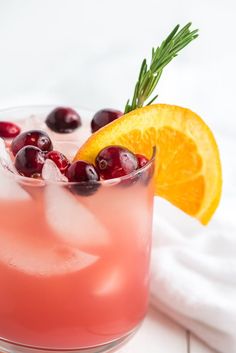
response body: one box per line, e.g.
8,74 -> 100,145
150,135 -> 236,353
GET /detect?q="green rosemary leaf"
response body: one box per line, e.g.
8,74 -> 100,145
124,23 -> 198,113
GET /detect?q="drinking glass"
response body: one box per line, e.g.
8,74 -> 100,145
0,106 -> 155,353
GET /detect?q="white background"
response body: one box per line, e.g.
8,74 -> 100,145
0,1 -> 235,352
0,0 -> 235,138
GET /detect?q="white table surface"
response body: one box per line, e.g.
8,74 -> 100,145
115,307 -> 216,353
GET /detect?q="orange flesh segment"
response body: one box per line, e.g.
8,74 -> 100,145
75,104 -> 222,224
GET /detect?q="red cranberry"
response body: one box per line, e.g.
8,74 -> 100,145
91,109 -> 123,133
15,146 -> 45,177
136,154 -> 149,168
66,161 -> 100,182
46,151 -> 70,174
46,107 -> 81,133
0,122 -> 21,138
95,146 -> 138,180
66,161 -> 100,196
11,130 -> 53,156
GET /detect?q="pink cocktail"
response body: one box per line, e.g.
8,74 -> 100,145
0,106 -> 155,353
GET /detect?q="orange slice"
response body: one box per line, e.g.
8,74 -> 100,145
75,104 -> 222,224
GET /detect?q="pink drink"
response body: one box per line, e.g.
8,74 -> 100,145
0,106 -> 155,353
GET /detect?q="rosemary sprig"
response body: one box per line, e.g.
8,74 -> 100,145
124,23 -> 199,114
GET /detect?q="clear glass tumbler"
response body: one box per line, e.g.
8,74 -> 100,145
0,106 -> 155,353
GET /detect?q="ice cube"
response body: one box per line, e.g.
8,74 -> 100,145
22,114 -> 45,131
45,185 -> 109,249
93,266 -> 125,296
0,138 -> 30,200
0,138 -> 13,169
42,159 -> 68,182
0,168 -> 30,201
0,230 -> 98,276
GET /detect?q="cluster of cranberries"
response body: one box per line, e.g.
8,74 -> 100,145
12,129 -> 70,178
0,107 -> 150,195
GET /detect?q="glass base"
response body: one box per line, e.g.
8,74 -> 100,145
0,325 -> 140,353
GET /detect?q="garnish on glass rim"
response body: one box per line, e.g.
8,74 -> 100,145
124,23 -> 199,113
75,22 -> 222,224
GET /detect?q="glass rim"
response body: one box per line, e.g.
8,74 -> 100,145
0,105 -> 156,187
1,150 -> 155,187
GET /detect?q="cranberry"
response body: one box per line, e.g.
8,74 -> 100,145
95,146 -> 138,180
46,107 -> 81,133
46,151 -> 70,174
91,109 -> 123,133
11,130 -> 53,156
66,161 -> 100,196
15,146 -> 45,177
136,154 -> 149,168
0,122 -> 21,138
